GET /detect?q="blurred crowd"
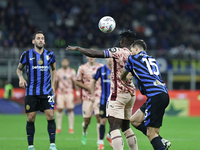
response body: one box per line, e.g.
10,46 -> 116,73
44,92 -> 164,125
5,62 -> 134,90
0,0 -> 200,59
0,0 -> 39,48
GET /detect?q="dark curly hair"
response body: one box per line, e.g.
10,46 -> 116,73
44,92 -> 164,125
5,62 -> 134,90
119,29 -> 136,45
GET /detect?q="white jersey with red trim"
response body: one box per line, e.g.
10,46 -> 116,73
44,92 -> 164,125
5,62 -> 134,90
104,47 -> 136,100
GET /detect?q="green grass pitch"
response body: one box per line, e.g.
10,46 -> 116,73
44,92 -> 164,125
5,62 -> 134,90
0,114 -> 199,150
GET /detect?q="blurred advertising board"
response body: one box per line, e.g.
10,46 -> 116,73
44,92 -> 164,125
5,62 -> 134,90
0,88 -> 200,116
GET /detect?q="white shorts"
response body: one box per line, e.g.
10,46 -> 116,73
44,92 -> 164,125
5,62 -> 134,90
106,93 -> 136,120
56,94 -> 74,109
82,98 -> 100,118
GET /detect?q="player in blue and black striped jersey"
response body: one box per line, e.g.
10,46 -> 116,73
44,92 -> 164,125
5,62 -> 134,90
16,31 -> 57,150
121,39 -> 171,150
91,58 -> 112,149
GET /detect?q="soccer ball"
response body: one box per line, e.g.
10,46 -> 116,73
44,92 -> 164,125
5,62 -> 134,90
98,16 -> 116,33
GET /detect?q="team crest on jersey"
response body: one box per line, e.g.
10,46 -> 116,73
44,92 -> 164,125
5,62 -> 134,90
38,59 -> 43,65
109,48 -> 117,53
46,55 -> 49,60
108,75 -> 111,79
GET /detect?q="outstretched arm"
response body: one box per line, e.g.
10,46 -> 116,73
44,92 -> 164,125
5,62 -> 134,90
66,46 -> 105,58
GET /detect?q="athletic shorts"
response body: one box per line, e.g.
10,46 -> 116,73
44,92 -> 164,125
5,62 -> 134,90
99,103 -> 107,118
144,92 -> 169,127
25,95 -> 55,113
82,98 -> 100,118
56,94 -> 74,109
106,93 -> 136,120
140,102 -> 146,113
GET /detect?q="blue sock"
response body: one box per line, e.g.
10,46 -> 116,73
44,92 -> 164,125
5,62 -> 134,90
48,119 -> 56,143
99,124 -> 105,140
151,136 -> 165,150
26,121 -> 35,146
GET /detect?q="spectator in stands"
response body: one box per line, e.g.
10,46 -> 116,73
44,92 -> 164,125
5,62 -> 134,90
4,80 -> 13,99
1,0 -> 200,60
0,0 -> 38,48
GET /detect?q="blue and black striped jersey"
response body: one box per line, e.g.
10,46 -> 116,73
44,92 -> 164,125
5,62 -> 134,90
125,51 -> 168,97
93,65 -> 111,105
19,48 -> 56,96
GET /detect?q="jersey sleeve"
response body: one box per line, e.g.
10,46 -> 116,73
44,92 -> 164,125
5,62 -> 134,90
103,47 -> 119,58
19,51 -> 27,65
76,66 -> 83,81
93,67 -> 101,81
51,53 -> 56,64
125,55 -> 133,72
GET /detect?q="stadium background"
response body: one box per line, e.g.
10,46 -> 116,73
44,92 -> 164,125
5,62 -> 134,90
0,0 -> 200,149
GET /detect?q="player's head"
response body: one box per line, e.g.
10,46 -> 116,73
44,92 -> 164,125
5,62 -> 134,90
86,56 -> 96,64
119,29 -> 136,48
32,31 -> 45,49
61,58 -> 69,69
130,39 -> 147,55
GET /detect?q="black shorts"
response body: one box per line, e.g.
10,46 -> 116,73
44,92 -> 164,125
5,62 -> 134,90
99,104 -> 107,118
140,102 -> 146,113
144,92 -> 169,127
25,95 -> 55,113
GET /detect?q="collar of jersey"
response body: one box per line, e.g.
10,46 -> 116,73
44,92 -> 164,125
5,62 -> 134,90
138,51 -> 147,55
32,48 -> 45,55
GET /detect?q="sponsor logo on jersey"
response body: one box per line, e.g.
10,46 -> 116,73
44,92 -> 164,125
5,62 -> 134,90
103,79 -> 111,83
32,66 -> 48,71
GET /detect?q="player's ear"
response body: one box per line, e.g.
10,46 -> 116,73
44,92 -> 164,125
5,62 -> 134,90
136,45 -> 139,52
32,39 -> 35,44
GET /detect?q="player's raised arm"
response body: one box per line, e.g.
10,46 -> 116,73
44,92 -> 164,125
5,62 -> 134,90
66,45 -> 105,58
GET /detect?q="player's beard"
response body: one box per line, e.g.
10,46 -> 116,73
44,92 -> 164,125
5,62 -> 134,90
36,44 -> 44,49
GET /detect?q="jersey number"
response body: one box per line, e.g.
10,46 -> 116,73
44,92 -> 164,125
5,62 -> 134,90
48,95 -> 54,103
142,58 -> 159,75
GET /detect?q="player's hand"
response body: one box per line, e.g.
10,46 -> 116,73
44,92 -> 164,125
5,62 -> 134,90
66,45 -> 78,51
126,73 -> 133,81
19,77 -> 27,89
91,94 -> 95,103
